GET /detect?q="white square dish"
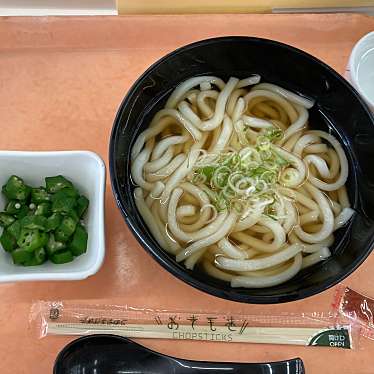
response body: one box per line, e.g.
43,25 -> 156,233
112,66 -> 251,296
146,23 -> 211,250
0,150 -> 105,282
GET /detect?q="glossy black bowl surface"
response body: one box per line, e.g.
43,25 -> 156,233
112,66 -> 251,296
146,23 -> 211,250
54,335 -> 305,374
109,36 -> 374,304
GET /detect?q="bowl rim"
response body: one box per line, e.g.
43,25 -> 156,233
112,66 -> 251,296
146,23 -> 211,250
0,150 -> 106,282
109,36 -> 374,304
348,31 -> 374,109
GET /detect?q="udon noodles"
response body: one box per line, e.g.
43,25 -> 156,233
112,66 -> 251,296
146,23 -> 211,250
131,75 -> 354,288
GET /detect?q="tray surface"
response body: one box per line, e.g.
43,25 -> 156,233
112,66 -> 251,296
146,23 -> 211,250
0,13 -> 373,374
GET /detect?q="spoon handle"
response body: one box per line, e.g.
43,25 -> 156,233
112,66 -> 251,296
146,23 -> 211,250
168,356 -> 305,373
54,335 -> 305,374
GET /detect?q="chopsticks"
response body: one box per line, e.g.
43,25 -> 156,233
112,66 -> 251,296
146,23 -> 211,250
47,322 -> 325,345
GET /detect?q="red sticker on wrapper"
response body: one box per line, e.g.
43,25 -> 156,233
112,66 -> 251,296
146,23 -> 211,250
334,286 -> 374,340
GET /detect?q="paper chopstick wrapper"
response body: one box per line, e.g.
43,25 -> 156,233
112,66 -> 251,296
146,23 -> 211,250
31,300 -> 355,348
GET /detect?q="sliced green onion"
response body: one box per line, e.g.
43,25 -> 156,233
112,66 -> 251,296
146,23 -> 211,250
192,129 -> 289,217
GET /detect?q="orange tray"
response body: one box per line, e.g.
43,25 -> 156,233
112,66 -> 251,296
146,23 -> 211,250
0,14 -> 373,374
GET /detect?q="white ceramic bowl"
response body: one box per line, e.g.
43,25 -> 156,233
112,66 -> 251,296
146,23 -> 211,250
347,31 -> 374,112
0,151 -> 105,282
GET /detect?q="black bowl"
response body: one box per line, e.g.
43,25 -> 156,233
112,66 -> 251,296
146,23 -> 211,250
109,36 -> 374,304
